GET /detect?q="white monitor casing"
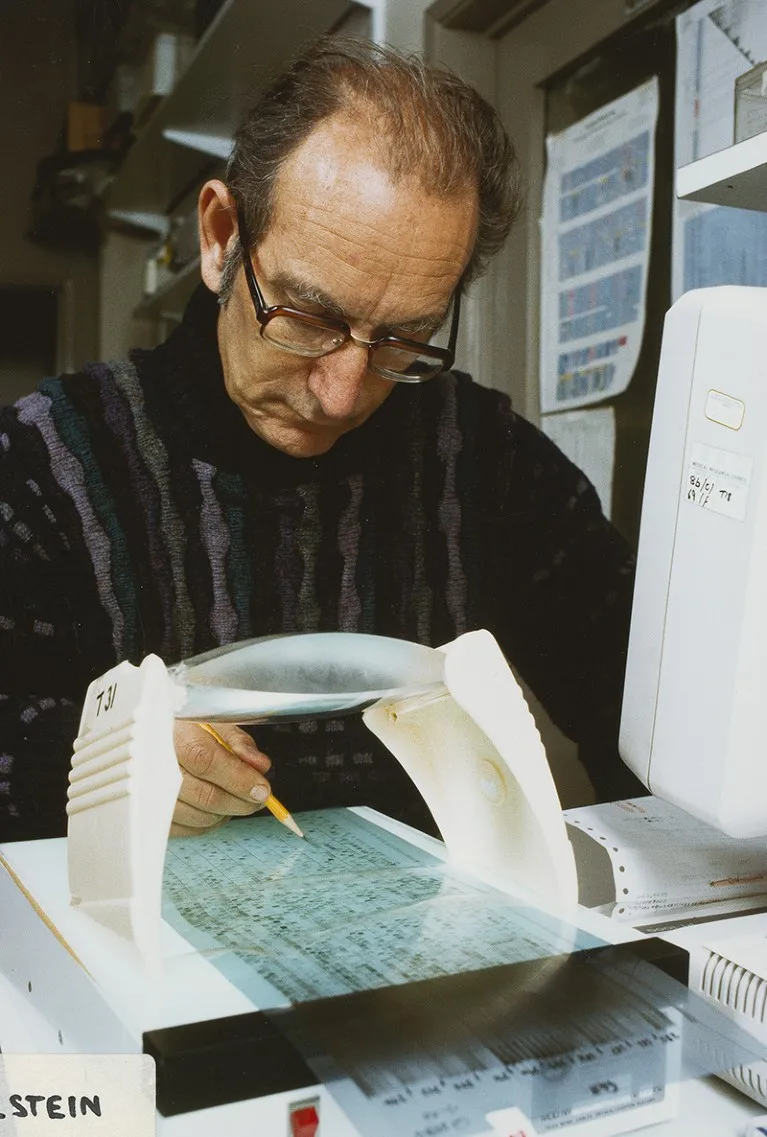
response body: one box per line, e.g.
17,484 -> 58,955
621,286 -> 767,837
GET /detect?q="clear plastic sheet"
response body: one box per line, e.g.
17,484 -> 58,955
266,942 -> 766,1135
161,810 -> 767,1135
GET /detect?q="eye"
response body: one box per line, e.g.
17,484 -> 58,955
389,325 -> 435,343
284,289 -> 344,322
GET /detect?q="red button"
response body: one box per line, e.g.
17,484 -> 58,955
290,1104 -> 319,1137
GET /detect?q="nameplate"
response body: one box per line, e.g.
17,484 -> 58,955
0,1055 -> 154,1135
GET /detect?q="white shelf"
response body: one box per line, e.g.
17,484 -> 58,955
107,209 -> 170,237
677,131 -> 767,213
162,128 -> 234,159
105,0 -> 354,216
133,257 -> 201,321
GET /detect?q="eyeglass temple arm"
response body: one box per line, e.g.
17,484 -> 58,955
233,198 -> 257,285
447,285 -> 463,359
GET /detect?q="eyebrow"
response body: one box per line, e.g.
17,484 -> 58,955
269,271 -> 448,338
271,273 -> 347,318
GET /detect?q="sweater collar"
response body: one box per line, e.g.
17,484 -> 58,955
139,283 -> 407,480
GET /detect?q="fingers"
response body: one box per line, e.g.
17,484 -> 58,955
198,723 -> 272,774
173,789 -> 257,826
176,721 -> 272,798
171,721 -> 273,835
176,768 -> 262,818
170,814 -> 231,838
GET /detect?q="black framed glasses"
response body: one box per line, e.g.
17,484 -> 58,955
237,212 -> 461,383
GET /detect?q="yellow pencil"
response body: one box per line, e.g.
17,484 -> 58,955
197,722 -> 306,839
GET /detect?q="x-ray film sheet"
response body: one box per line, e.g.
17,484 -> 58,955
161,809 -> 601,1006
160,809 -> 767,1134
268,941 -> 767,1135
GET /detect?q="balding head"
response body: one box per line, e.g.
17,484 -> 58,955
220,37 -> 521,301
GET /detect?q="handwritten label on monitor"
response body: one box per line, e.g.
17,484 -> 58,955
685,442 -> 752,522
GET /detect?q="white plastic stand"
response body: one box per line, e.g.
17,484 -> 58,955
365,630 -> 578,908
67,654 -> 183,963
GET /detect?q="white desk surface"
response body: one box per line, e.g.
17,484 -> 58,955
1,824 -> 766,1137
650,1078 -> 762,1135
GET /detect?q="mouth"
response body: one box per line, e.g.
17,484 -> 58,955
238,398 -> 363,447
291,412 -> 358,433
282,418 -> 339,438
247,404 -> 336,430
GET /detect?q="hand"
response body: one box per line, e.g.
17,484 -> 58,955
170,721 -> 272,837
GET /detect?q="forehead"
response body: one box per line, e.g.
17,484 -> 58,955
261,114 -> 478,316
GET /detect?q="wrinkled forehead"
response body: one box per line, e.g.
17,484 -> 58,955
267,112 -> 479,251
249,113 -> 478,325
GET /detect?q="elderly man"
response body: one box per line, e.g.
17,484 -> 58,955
0,38 -> 640,842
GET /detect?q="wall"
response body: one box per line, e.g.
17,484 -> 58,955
99,230 -> 157,361
489,0 -> 656,422
376,0 -> 432,50
0,0 -> 100,398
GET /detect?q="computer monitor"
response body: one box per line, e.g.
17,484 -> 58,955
620,286 -> 767,837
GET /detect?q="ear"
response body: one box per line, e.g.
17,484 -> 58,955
198,180 -> 238,294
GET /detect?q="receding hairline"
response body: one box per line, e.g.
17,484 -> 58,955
220,38 -> 521,304
308,86 -> 484,192
260,105 -> 481,249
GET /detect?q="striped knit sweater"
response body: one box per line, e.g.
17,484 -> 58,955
0,284 -> 640,841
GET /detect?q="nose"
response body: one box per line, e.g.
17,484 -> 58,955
306,341 -> 370,421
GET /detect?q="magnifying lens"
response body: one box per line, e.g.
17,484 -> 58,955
169,632 -> 445,723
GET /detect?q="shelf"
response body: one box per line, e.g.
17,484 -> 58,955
133,257 -> 201,320
676,131 -> 767,213
105,0 -> 355,216
107,209 -> 170,236
162,128 -> 234,159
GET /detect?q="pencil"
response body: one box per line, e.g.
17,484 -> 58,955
197,722 -> 306,839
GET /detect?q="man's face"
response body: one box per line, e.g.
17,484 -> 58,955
216,114 -> 479,458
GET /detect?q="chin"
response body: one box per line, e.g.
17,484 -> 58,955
281,434 -> 340,458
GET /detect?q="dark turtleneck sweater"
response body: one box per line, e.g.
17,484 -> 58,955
0,284 -> 640,841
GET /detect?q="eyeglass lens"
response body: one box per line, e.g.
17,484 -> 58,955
261,315 -> 446,380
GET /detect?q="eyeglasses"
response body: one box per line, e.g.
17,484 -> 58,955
237,213 -> 461,383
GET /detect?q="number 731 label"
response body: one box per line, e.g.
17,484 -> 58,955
685,442 -> 753,523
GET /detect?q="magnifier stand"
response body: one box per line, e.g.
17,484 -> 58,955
65,630 -> 578,967
365,629 -> 578,907
67,654 -> 184,966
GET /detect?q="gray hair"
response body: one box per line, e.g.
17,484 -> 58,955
219,36 -> 522,302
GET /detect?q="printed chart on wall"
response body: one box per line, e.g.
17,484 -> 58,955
540,78 -> 659,414
674,0 -> 767,300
